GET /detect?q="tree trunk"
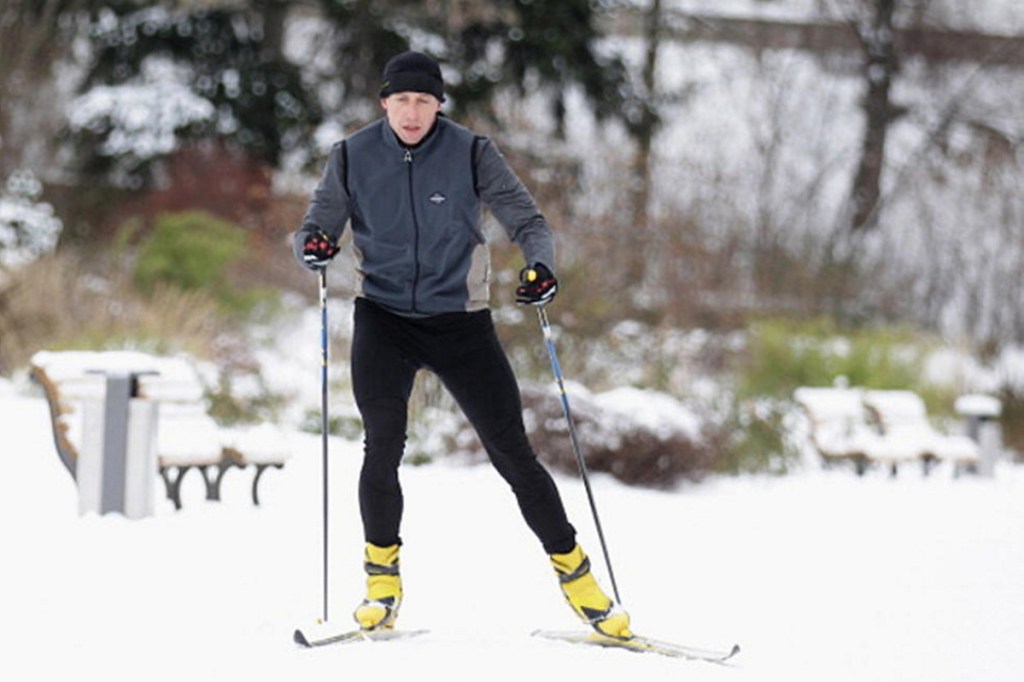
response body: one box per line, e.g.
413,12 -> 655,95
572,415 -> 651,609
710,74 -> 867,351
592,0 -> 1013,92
254,0 -> 290,59
849,0 -> 898,231
624,0 -> 662,287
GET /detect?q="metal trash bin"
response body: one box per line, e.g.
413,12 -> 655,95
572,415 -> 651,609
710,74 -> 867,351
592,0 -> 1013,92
954,394 -> 1003,478
77,371 -> 158,518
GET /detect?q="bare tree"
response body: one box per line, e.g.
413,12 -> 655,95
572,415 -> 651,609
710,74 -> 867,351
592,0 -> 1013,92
0,0 -> 88,179
624,0 -> 663,287
847,0 -> 900,231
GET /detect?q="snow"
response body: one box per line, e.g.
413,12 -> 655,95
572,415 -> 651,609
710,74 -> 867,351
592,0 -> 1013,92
6,5 -> 1024,673
3,369 -> 1024,682
954,394 -> 1003,419
591,385 -> 703,441
0,170 -> 62,269
66,58 -> 215,161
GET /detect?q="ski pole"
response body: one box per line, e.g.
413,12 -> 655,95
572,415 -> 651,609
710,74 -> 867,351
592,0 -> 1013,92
318,268 -> 330,622
535,305 -> 622,605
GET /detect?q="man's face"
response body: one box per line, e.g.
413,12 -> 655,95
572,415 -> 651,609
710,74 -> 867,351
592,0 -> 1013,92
382,92 -> 442,146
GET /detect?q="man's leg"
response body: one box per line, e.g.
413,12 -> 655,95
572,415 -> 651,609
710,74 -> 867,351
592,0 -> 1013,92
420,308 -> 630,638
351,299 -> 418,547
433,312 -> 575,555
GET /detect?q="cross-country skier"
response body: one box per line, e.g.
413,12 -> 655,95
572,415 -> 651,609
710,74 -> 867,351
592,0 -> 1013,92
291,50 -> 630,639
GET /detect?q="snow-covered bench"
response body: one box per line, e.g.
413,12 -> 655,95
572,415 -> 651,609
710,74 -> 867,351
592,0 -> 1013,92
794,386 -> 979,476
862,389 -> 979,476
793,386 -> 912,475
30,350 -> 291,509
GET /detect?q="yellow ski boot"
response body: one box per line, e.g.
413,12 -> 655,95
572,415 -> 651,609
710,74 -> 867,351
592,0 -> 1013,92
550,544 -> 632,640
353,542 -> 402,631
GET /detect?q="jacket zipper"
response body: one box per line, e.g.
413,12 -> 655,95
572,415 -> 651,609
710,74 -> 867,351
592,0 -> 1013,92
405,148 -> 421,313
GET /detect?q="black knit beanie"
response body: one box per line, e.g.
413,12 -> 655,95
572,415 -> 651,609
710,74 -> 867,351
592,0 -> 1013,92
379,51 -> 445,102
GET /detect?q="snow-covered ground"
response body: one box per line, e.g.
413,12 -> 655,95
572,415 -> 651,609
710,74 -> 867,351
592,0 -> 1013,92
3,375 -> 1023,682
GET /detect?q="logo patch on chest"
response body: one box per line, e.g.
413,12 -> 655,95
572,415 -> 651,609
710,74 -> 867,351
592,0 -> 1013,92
428,192 -> 447,205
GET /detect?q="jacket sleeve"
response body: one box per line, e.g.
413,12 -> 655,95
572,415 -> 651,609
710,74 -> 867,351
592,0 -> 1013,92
474,137 -> 556,271
291,141 -> 352,267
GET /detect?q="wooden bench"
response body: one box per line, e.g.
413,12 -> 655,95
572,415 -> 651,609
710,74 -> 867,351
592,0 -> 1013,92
862,389 -> 979,476
793,386 -> 899,475
30,350 -> 290,509
795,385 -> 979,476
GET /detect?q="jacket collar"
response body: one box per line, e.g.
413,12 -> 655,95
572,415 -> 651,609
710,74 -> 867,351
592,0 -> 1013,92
380,116 -> 443,155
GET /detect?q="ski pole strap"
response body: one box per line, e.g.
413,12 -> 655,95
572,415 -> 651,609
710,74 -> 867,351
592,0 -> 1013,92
557,555 -> 592,584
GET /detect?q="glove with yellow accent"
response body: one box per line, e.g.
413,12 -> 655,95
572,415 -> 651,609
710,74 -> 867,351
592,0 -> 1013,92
515,263 -> 558,306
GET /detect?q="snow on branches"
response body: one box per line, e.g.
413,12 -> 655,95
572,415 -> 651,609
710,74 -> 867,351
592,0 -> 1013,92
0,171 -> 62,269
66,58 -> 217,187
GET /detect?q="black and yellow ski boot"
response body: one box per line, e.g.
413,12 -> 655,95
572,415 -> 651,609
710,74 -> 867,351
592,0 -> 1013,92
550,544 -> 632,640
353,542 -> 402,631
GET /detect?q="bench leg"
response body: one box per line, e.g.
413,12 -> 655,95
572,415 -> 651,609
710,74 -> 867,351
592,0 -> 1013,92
199,461 -> 240,501
199,465 -> 219,501
159,465 -> 192,511
251,463 -> 284,506
162,461 -> 284,506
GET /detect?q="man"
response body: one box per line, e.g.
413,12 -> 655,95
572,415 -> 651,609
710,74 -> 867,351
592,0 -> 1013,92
292,51 -> 630,639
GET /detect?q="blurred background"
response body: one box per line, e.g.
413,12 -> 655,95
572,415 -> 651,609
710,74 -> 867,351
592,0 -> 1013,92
2,0 -> 1023,483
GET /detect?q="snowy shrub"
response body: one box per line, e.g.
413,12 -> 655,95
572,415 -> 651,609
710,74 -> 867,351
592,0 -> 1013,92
67,80 -> 214,160
0,171 -> 62,269
204,368 -> 288,426
73,8 -> 321,189
399,376 -> 714,486
713,396 -> 802,475
67,59 -> 215,187
520,381 -> 715,487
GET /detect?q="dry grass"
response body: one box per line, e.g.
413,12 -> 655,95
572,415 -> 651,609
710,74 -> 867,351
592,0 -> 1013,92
0,252 -> 229,373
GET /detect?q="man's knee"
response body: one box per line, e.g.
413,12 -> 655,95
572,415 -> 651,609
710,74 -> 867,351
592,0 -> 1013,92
359,396 -> 409,465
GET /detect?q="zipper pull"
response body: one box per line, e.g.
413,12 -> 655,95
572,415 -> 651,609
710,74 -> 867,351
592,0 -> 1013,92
404,149 -> 412,163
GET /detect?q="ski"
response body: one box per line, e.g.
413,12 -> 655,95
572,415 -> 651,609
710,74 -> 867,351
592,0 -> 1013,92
532,629 -> 740,663
293,626 -> 428,648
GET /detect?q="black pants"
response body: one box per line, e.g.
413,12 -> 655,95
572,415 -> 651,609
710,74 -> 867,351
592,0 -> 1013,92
350,297 -> 576,555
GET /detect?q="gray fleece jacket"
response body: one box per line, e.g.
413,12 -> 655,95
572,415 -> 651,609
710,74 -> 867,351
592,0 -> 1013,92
293,116 -> 555,315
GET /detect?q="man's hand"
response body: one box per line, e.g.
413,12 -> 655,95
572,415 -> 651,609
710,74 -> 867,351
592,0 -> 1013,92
515,263 -> 558,306
301,230 -> 340,271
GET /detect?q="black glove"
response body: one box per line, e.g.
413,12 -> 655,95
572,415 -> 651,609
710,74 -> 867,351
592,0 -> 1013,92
299,230 -> 339,271
515,263 -> 558,306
